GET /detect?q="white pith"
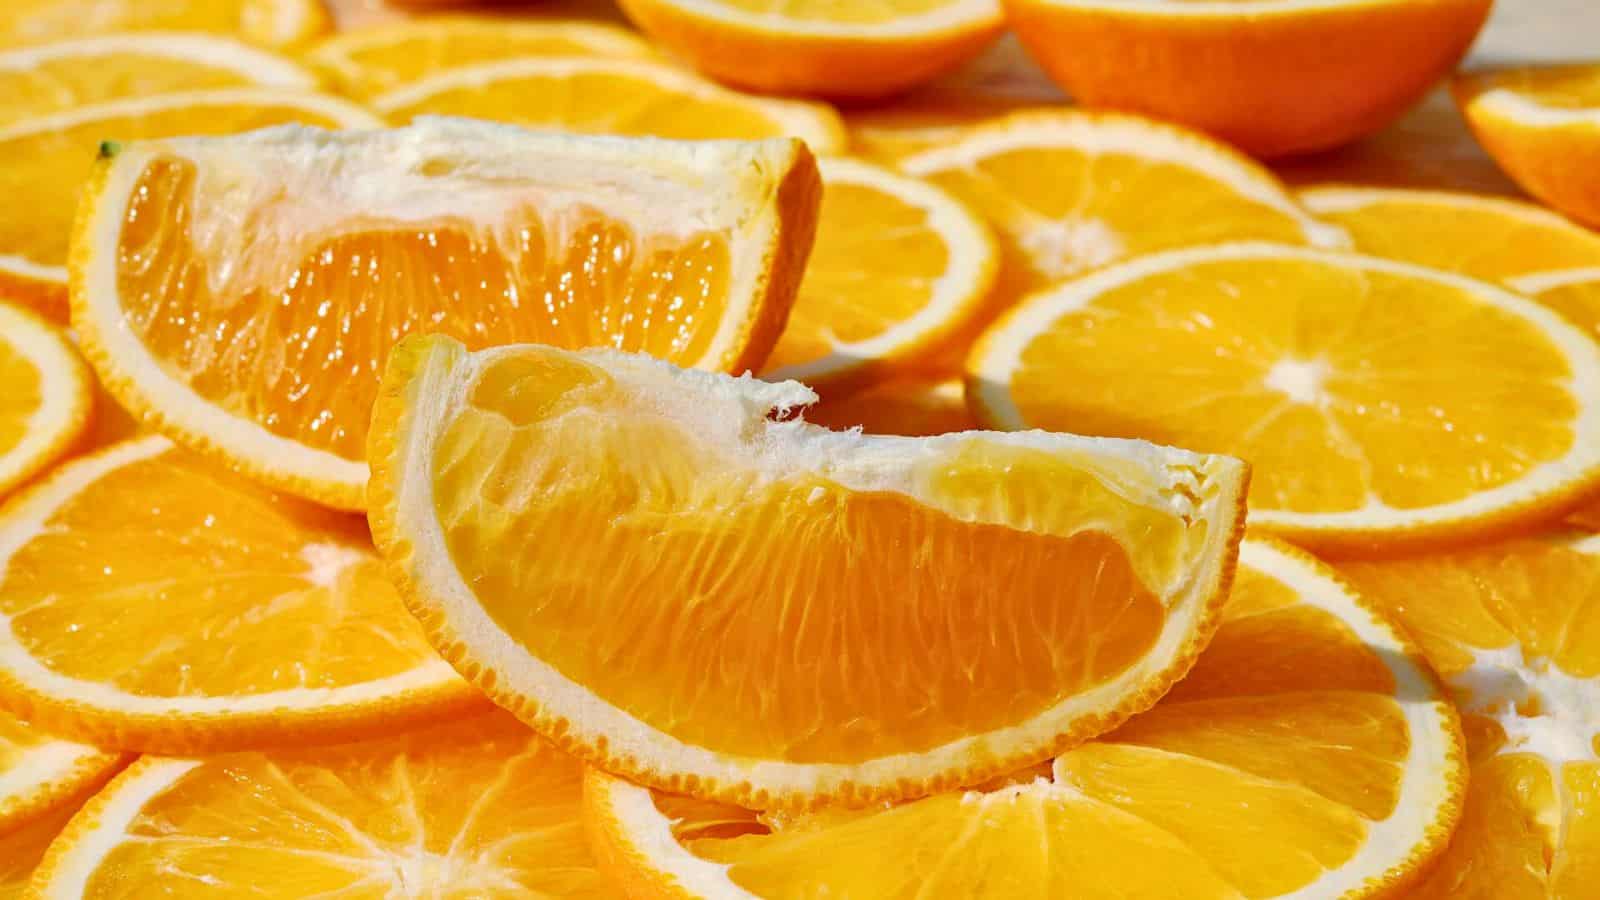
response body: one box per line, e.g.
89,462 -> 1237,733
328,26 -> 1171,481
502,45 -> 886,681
1471,88 -> 1600,127
0,738 -> 111,819
0,32 -> 319,89
371,56 -> 848,154
306,17 -> 654,72
633,0 -> 1002,39
1510,267 -> 1600,296
0,303 -> 84,489
969,241 -> 1600,534
588,538 -> 1462,900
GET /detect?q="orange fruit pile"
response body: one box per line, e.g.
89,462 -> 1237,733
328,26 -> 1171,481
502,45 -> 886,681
0,0 -> 1595,896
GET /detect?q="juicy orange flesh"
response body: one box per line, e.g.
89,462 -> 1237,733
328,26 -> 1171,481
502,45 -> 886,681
81,712 -> 608,898
382,70 -> 796,142
0,444 -> 443,696
1005,256 -> 1577,514
0,53 -> 263,124
1470,64 -> 1600,110
762,179 -> 948,373
0,0 -> 301,49
805,375 -> 976,437
0,804 -> 75,898
0,99 -> 352,271
708,0 -> 957,24
653,563 -> 1405,898
429,347 -> 1208,764
318,28 -> 647,98
0,335 -> 41,460
117,157 -> 732,461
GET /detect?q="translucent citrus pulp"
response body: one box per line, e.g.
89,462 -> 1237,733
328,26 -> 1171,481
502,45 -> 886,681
760,157 -> 997,388
0,302 -> 90,499
0,34 -> 319,125
966,242 -> 1600,554
583,537 -> 1465,899
1339,533 -> 1600,898
805,373 -> 977,437
306,16 -> 656,99
615,0 -> 1005,98
372,56 -> 848,153
369,335 -> 1249,808
0,88 -> 377,319
0,435 -> 480,752
1,804 -> 78,899
0,710 -> 123,835
71,120 -> 821,509
1001,0 -> 1492,158
29,710 -> 609,898
1455,64 -> 1600,228
0,0 -> 330,50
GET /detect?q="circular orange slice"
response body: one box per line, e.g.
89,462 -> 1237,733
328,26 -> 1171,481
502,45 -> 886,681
0,0 -> 330,51
584,537 -> 1466,898
369,334 -> 1249,809
0,435 -> 482,753
0,301 -> 90,499
29,710 -> 610,897
967,242 -> 1600,555
71,119 -> 821,510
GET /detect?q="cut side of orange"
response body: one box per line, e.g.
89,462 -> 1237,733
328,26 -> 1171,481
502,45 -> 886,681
369,335 -> 1248,809
584,537 -> 1466,899
0,88 -> 378,320
306,16 -> 657,99
0,0 -> 330,51
72,119 -> 821,510
805,373 -> 977,437
373,56 -> 848,153
0,301 -> 90,499
967,242 -> 1600,555
0,710 -> 125,837
29,710 -> 610,898
2,803 -> 81,899
1339,532 -> 1600,898
0,435 -> 481,753
616,0 -> 1005,99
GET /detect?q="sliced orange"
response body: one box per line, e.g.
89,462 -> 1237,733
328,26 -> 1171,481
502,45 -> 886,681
0,0 -> 330,50
0,88 -> 378,320
615,0 -> 1004,99
1339,532 -> 1600,898
1455,64 -> 1600,228
0,301 -> 90,499
967,242 -> 1600,555
71,119 -> 821,510
29,710 -> 610,897
584,536 -> 1466,898
305,16 -> 657,99
1510,267 -> 1600,344
2,804 -> 79,899
760,157 -> 997,389
0,711 -> 124,839
845,96 -> 1053,163
1002,0 -> 1491,158
373,56 -> 848,153
805,373 -> 977,437
369,335 -> 1248,809
0,435 -> 481,753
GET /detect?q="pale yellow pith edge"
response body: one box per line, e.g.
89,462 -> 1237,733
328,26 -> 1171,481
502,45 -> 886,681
0,32 -> 319,90
0,302 -> 91,496
628,0 -> 1004,40
369,338 -> 1249,811
1298,184 -> 1600,234
0,741 -> 126,837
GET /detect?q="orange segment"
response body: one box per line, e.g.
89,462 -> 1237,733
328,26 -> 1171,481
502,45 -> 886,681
0,301 -> 90,498
967,242 -> 1600,554
0,436 -> 480,752
369,336 -> 1248,808
0,0 -> 330,50
71,119 -> 821,509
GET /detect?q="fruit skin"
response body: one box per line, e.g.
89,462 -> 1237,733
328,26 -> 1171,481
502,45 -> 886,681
616,0 -> 1006,100
1455,80 -> 1600,229
1001,0 -> 1492,158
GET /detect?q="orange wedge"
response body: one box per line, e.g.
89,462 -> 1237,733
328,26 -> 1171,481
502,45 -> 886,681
805,373 -> 977,437
29,710 -> 610,897
967,242 -> 1600,555
71,119 -> 821,510
1339,532 -> 1600,898
0,88 -> 377,320
0,435 -> 481,752
306,16 -> 656,99
1003,0 -> 1492,158
369,335 -> 1249,809
615,0 -> 1005,99
760,157 -> 997,389
373,56 -> 848,153
0,0 -> 330,50
0,302 -> 90,499
584,537 -> 1466,898
1455,64 -> 1600,228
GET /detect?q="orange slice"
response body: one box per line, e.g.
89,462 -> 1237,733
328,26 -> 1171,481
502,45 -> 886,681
29,710 -> 611,897
2,803 -> 82,899
306,16 -> 656,99
615,0 -> 1005,99
0,88 -> 377,320
760,157 -> 997,389
0,302 -> 90,499
0,710 -> 124,838
369,335 -> 1249,809
1510,267 -> 1600,343
1002,0 -> 1492,158
0,435 -> 481,752
805,373 -> 977,437
967,242 -> 1600,555
0,0 -> 330,50
1455,64 -> 1600,228
373,56 -> 848,153
845,96 -> 1053,162
584,536 -> 1466,898
71,119 -> 821,510
1339,532 -> 1600,898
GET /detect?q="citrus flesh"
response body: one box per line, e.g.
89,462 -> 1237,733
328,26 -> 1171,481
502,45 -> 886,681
0,0 -> 329,50
0,301 -> 90,498
0,710 -> 124,836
